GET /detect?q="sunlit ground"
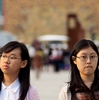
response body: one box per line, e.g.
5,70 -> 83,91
30,65 -> 70,100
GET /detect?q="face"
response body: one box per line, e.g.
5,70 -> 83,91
73,47 -> 98,77
0,48 -> 27,76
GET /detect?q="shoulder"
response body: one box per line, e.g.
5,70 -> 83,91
29,84 -> 38,92
58,82 -> 71,100
27,84 -> 40,100
60,82 -> 70,93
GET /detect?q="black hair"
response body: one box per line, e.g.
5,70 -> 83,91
0,41 -> 31,100
69,39 -> 99,99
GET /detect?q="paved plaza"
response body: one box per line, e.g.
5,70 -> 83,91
30,67 -> 70,100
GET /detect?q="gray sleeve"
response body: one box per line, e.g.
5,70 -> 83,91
58,83 -> 71,100
58,87 -> 67,100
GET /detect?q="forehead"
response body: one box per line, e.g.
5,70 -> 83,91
77,47 -> 97,55
3,48 -> 21,55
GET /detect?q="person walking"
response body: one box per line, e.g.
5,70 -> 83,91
58,39 -> 99,100
32,48 -> 44,79
0,41 -> 40,100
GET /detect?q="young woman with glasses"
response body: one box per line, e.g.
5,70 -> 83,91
0,41 -> 40,100
58,38 -> 99,100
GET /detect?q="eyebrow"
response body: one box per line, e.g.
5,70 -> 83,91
3,53 -> 18,56
80,53 -> 97,55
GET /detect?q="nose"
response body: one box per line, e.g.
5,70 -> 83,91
4,57 -> 10,63
86,57 -> 91,63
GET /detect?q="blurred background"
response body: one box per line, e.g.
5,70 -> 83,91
0,0 -> 99,100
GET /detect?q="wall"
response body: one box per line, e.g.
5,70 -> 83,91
3,0 -> 99,44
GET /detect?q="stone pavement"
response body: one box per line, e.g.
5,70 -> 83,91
30,67 -> 70,100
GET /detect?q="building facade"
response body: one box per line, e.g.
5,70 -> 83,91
2,0 -> 99,46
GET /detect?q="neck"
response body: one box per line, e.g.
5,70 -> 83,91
80,73 -> 94,84
80,74 -> 94,89
3,74 -> 18,86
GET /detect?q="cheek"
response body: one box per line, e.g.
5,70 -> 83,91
11,62 -> 22,71
76,62 -> 84,71
11,61 -> 22,67
93,61 -> 98,69
0,61 -> 3,68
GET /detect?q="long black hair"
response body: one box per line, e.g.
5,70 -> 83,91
0,41 -> 31,100
69,39 -> 99,99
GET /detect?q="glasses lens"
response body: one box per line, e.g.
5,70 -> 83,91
78,56 -> 98,61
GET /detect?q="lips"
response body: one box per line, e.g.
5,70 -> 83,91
86,66 -> 92,68
3,65 -> 9,68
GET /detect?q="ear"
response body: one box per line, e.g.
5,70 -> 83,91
21,60 -> 28,68
72,56 -> 77,65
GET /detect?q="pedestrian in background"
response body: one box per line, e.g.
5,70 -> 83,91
58,39 -> 99,100
0,41 -> 40,100
32,48 -> 44,79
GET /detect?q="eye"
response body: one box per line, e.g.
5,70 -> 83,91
2,55 -> 7,58
10,56 -> 16,59
90,55 -> 95,59
81,56 -> 87,59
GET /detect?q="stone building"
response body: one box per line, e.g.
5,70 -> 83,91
1,0 -> 99,48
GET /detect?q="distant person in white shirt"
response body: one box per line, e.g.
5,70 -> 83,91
0,41 -> 40,100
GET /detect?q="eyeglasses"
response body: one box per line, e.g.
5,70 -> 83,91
0,55 -> 21,60
76,55 -> 98,61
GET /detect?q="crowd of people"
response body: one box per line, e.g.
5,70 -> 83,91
0,38 -> 99,100
28,41 -> 71,73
